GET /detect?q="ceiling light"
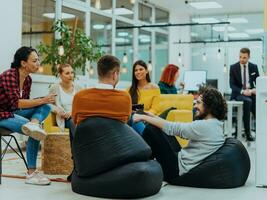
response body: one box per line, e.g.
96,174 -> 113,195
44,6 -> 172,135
89,66 -> 94,75
202,53 -> 207,62
245,29 -> 264,34
217,49 -> 221,60
122,53 -> 128,64
147,61 -> 152,71
58,45 -> 64,56
178,52 -> 182,63
118,32 -> 129,37
213,26 -> 236,32
93,24 -> 105,30
228,18 -> 248,24
191,32 -> 198,37
192,17 -> 219,23
228,33 -> 250,38
115,38 -> 130,43
189,2 -> 222,9
140,38 -> 151,43
43,13 -> 75,19
104,8 -> 133,15
105,24 -> 112,30
130,0 -> 135,4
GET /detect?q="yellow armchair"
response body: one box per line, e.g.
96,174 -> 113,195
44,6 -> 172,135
43,113 -> 69,133
151,94 -> 194,147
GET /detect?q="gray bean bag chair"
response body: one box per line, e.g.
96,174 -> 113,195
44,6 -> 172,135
71,117 -> 163,199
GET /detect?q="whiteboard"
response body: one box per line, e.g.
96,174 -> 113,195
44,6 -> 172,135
183,71 -> 207,91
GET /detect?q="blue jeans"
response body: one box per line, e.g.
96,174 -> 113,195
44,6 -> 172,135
0,104 -> 51,169
128,114 -> 146,135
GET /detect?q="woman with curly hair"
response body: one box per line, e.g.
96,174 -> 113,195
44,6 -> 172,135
133,86 -> 227,182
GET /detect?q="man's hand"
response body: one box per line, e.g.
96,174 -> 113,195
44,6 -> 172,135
243,89 -> 252,96
133,114 -> 145,123
250,88 -> 256,95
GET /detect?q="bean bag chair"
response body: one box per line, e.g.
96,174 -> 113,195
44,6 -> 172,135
168,138 -> 250,188
71,117 -> 163,198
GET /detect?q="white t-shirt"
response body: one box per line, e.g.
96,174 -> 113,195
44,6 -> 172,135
59,85 -> 75,113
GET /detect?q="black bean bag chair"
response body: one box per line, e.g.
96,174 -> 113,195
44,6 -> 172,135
168,138 -> 250,188
71,117 -> 163,198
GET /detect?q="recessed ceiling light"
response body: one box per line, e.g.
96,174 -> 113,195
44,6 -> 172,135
118,32 -> 129,37
228,18 -> 248,24
189,2 -> 222,9
213,26 -> 236,32
140,38 -> 151,43
43,13 -> 76,19
192,17 -> 219,23
105,24 -> 112,30
191,32 -> 198,37
115,38 -> 129,43
104,8 -> 133,15
245,29 -> 264,34
93,24 -> 105,30
228,33 -> 250,38
138,34 -> 150,40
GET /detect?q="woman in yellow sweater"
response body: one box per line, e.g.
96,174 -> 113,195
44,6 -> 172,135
127,60 -> 160,135
128,60 -> 160,114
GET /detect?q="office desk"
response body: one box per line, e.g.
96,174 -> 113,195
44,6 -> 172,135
225,101 -> 243,140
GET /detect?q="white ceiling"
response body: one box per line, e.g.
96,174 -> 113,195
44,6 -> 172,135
153,0 -> 264,16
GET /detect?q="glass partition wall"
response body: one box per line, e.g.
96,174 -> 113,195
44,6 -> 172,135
22,0 -> 169,82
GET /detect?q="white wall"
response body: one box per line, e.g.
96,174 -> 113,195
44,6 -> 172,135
168,12 -> 191,88
0,0 -> 22,72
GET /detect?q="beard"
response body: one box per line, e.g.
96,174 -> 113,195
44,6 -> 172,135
193,108 -> 209,120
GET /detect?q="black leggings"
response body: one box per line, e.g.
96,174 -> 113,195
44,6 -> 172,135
142,124 -> 181,181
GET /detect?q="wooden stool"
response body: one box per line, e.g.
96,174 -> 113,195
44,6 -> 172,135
42,133 -> 73,175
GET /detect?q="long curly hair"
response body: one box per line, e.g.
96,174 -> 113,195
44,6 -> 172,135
198,86 -> 227,120
129,60 -> 151,104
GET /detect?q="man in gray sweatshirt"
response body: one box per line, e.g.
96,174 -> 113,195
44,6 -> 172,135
133,86 -> 227,181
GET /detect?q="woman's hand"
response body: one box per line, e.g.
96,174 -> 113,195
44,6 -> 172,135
63,112 -> 71,119
42,93 -> 57,104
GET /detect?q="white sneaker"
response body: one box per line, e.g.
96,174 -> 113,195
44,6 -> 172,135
25,170 -> 51,185
22,122 -> 47,141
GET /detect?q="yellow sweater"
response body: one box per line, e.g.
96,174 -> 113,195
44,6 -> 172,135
72,88 -> 131,125
127,88 -> 160,114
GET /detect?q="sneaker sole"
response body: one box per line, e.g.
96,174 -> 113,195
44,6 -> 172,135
28,130 -> 47,141
25,181 -> 51,186
21,125 -> 32,136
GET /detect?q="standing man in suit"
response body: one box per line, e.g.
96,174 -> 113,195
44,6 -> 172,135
230,47 -> 259,141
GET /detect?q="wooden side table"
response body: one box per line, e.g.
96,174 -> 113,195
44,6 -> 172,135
42,133 -> 73,175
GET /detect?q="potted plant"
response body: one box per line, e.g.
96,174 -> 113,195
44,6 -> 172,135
37,19 -> 103,76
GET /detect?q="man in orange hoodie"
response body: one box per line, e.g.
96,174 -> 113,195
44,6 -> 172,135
72,55 -> 131,126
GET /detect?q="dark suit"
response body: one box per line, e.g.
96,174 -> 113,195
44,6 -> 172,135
229,62 -> 259,133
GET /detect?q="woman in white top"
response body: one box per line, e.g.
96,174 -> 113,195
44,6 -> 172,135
49,64 -> 82,139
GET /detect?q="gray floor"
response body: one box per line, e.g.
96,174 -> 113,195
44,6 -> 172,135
1,141 -> 267,200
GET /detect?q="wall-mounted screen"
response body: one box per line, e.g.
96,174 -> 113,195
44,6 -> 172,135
183,70 -> 206,91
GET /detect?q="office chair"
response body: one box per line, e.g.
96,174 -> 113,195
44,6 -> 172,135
0,127 -> 28,184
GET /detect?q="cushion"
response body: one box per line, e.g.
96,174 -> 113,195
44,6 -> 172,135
71,160 -> 163,199
73,117 -> 152,177
168,138 -> 250,188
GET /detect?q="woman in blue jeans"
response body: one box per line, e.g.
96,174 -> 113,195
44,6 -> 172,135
0,46 -> 56,185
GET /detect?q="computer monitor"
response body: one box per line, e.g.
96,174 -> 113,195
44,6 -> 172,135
206,79 -> 218,89
183,70 -> 207,91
